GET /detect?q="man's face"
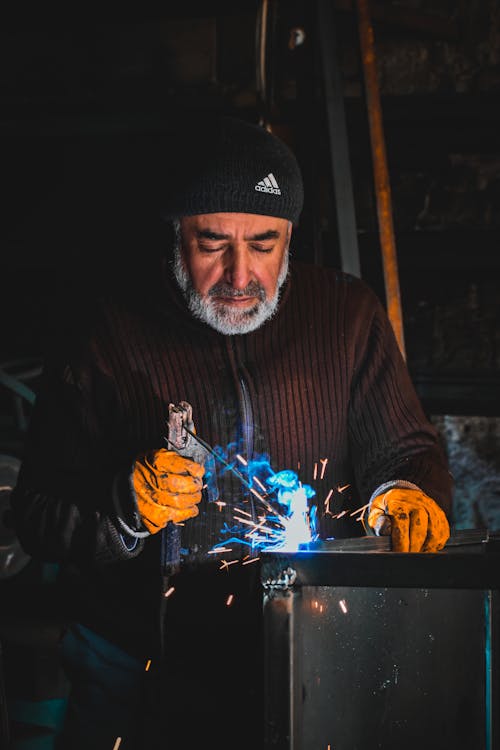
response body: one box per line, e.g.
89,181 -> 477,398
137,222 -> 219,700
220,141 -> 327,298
172,212 -> 291,335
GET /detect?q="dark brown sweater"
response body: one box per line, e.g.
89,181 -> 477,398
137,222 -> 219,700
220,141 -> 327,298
11,260 -> 452,656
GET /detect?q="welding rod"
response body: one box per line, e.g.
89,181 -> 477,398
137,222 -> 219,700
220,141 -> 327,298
167,425 -> 253,490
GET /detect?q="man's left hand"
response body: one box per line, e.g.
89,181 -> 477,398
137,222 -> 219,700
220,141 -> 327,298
367,488 -> 450,552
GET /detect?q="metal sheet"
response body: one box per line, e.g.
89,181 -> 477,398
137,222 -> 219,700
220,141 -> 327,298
261,533 -> 500,749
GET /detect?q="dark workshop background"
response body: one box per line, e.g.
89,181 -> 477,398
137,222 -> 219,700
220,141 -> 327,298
0,1 -> 499,746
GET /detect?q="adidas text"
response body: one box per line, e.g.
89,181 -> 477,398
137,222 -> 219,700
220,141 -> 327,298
255,185 -> 281,195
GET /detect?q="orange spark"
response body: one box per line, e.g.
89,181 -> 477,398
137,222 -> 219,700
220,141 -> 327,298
339,599 -> 348,614
219,559 -> 238,571
249,486 -> 276,515
349,503 -> 369,517
313,462 -> 318,480
252,475 -> 267,492
234,516 -> 258,527
235,508 -> 253,518
226,594 -> 234,606
242,556 -> 260,565
145,660 -> 151,671
245,518 -> 279,537
332,510 -> 348,519
338,483 -> 350,493
236,453 -> 248,466
208,547 -> 233,554
163,587 -> 175,598
112,738 -> 122,750
324,488 -> 334,514
320,458 -> 328,479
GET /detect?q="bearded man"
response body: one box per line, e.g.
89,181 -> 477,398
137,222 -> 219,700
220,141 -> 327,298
11,116 -> 452,749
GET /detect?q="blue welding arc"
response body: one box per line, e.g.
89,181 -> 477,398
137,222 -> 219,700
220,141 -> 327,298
211,537 -> 254,549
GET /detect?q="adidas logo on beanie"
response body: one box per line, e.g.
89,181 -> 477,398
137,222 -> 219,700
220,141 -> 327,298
162,116 -> 303,224
255,173 -> 282,195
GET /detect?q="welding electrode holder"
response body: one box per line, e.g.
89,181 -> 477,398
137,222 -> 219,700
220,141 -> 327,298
161,402 -> 208,578
166,402 -> 208,466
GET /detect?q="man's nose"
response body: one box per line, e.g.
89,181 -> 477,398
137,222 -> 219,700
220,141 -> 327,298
224,247 -> 252,290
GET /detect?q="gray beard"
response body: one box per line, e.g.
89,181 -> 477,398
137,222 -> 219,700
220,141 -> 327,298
172,245 -> 289,335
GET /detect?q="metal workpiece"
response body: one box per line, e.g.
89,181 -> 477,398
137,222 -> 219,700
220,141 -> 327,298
261,530 -> 500,592
261,530 -> 500,750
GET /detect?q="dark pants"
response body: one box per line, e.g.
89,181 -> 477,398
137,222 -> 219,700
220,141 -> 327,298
55,624 -> 146,750
55,564 -> 265,749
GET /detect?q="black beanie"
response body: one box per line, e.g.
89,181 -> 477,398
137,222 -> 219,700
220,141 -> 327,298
163,116 -> 304,225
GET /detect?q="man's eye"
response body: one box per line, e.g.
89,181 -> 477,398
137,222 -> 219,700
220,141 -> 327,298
199,243 -> 225,253
251,244 -> 274,253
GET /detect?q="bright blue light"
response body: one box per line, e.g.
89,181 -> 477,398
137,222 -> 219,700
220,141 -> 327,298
210,450 -> 317,554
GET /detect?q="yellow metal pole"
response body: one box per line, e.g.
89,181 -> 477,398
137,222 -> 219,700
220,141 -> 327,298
355,0 -> 406,359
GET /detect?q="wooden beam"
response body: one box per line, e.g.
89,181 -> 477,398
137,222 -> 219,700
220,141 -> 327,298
356,0 -> 406,359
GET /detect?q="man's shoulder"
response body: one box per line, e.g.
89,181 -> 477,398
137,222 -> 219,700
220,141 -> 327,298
290,260 -> 379,302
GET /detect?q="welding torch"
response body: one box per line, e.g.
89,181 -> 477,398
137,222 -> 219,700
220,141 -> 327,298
161,402 -> 209,577
162,400 -> 267,574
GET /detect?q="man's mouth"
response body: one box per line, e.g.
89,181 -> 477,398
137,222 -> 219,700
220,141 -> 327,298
214,295 -> 257,306
208,281 -> 266,305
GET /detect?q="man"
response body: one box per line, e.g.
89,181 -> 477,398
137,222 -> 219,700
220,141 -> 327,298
11,115 -> 452,749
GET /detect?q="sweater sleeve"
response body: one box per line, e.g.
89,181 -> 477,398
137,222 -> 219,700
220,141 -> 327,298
347,283 -> 453,516
10,357 -> 146,567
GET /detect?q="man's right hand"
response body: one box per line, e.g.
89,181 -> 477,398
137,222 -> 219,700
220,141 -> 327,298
133,449 -> 205,534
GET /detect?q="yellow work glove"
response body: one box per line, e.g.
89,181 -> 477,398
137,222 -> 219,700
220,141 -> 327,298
133,449 -> 205,535
367,488 -> 450,553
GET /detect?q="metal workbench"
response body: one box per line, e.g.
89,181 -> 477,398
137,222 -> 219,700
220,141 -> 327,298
261,530 -> 500,750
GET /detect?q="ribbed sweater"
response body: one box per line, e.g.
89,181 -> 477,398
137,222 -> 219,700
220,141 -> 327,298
11,259 -> 452,656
